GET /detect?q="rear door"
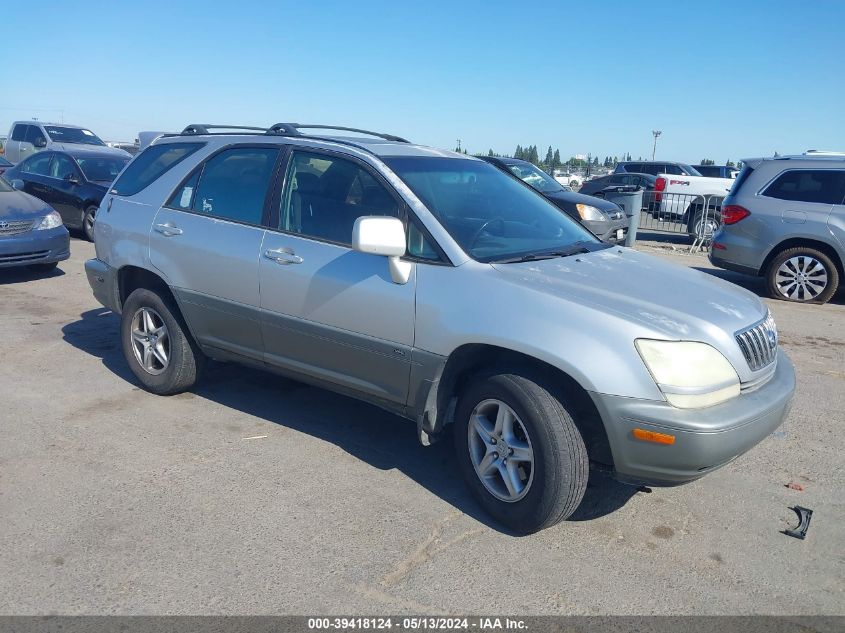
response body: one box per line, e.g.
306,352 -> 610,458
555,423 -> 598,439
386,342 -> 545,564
258,148 -> 416,404
45,153 -> 86,227
7,124 -> 28,163
149,144 -> 282,362
16,152 -> 54,200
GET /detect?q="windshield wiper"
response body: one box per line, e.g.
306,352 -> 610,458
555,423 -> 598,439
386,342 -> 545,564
491,243 -> 592,264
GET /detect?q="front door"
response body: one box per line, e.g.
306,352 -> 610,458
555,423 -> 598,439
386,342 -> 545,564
259,149 -> 415,404
149,145 -> 281,362
46,153 -> 86,227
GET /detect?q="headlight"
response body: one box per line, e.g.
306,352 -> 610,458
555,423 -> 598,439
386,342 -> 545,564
635,339 -> 740,409
35,211 -> 63,230
575,204 -> 607,221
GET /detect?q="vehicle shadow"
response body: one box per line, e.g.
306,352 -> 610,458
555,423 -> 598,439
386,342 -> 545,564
0,265 -> 65,285
691,266 -> 845,306
62,309 -> 639,534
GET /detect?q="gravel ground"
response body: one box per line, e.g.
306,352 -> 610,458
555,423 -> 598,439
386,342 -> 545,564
1,237 -> 842,615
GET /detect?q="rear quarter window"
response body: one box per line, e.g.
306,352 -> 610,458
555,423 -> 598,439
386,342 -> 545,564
762,169 -> 845,205
110,142 -> 204,197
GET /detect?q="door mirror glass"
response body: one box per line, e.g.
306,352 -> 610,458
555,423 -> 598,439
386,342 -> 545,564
33,137 -> 47,149
64,172 -> 79,184
10,179 -> 24,190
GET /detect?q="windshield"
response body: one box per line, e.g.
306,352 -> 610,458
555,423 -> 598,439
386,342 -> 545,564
384,157 -> 601,263
0,176 -> 12,192
505,162 -> 565,193
44,126 -> 106,146
77,156 -> 129,182
0,156 -> 11,167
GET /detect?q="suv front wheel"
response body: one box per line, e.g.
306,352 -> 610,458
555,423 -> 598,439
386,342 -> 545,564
766,247 -> 839,304
121,288 -> 203,394
454,370 -> 588,534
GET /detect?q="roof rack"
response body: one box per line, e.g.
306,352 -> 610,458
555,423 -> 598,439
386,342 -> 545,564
266,123 -> 409,143
180,124 -> 269,135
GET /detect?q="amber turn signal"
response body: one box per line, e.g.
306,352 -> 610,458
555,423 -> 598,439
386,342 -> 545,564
632,428 -> 676,445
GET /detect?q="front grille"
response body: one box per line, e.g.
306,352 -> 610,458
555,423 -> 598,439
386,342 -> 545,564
735,313 -> 778,371
0,250 -> 49,263
0,220 -> 35,236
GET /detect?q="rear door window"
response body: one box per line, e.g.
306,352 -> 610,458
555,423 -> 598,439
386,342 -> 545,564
762,170 -> 845,205
10,125 -> 27,142
20,152 -> 53,175
111,142 -> 204,196
189,146 -> 279,225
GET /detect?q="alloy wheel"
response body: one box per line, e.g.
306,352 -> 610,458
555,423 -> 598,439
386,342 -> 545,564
775,255 -> 828,301
130,307 -> 170,375
467,399 -> 534,502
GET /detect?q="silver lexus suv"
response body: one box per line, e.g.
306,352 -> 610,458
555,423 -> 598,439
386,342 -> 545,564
85,123 -> 795,533
711,151 -> 845,304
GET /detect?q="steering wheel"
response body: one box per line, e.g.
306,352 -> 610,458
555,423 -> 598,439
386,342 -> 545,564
468,217 -> 505,251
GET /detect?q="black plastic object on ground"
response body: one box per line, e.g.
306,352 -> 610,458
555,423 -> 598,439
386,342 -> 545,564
783,505 -> 813,540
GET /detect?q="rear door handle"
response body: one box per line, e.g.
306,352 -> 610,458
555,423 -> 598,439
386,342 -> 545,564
154,222 -> 183,236
264,248 -> 303,265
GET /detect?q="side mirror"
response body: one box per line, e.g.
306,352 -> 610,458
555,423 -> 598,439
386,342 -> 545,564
64,173 -> 79,184
10,179 -> 24,190
352,216 -> 412,284
33,138 -> 47,149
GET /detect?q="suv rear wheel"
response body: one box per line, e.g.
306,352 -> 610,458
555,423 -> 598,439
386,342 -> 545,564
121,288 -> 203,394
766,247 -> 839,304
453,370 -> 588,534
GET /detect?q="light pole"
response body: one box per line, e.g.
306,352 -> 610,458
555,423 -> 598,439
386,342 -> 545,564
456,139 -> 462,153
651,130 -> 662,160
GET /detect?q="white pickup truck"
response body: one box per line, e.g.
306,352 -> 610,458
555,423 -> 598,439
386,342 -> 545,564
651,173 -> 734,238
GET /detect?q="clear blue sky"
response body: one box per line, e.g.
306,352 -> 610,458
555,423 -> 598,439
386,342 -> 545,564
4,0 -> 843,163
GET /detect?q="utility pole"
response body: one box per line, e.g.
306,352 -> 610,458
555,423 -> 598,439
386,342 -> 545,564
456,139 -> 462,153
651,130 -> 662,160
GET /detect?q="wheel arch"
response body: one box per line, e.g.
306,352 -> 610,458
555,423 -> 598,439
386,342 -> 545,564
761,237 -> 844,279
117,265 -> 177,312
423,343 -> 613,466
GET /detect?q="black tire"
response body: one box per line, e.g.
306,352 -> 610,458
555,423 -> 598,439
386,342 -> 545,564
687,207 -> 721,240
83,205 -> 97,242
453,370 -> 588,534
121,288 -> 203,394
766,247 -> 839,304
27,261 -> 58,272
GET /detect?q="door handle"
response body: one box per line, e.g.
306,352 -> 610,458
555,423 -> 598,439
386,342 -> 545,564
264,248 -> 303,265
154,222 -> 183,236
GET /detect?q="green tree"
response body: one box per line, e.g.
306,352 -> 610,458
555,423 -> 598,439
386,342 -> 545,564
514,144 -> 523,159
544,146 -> 554,168
726,159 -> 735,167
700,158 -> 715,165
488,149 -> 494,156
553,149 -> 561,168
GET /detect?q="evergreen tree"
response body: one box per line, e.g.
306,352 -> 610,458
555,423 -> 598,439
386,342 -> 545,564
545,146 -> 554,168
488,149 -> 494,156
553,149 -> 561,168
514,145 -> 523,160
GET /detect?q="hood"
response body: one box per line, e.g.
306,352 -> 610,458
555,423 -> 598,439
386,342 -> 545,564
545,190 -> 621,214
491,247 -> 766,340
0,189 -> 54,220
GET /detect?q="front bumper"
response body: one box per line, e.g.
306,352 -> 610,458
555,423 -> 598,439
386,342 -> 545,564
590,350 -> 795,486
0,225 -> 70,268
585,217 -> 629,244
84,257 -> 121,313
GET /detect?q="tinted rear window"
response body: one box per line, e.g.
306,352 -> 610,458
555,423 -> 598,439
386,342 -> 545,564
11,125 -> 27,141
762,169 -> 845,205
111,142 -> 204,196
